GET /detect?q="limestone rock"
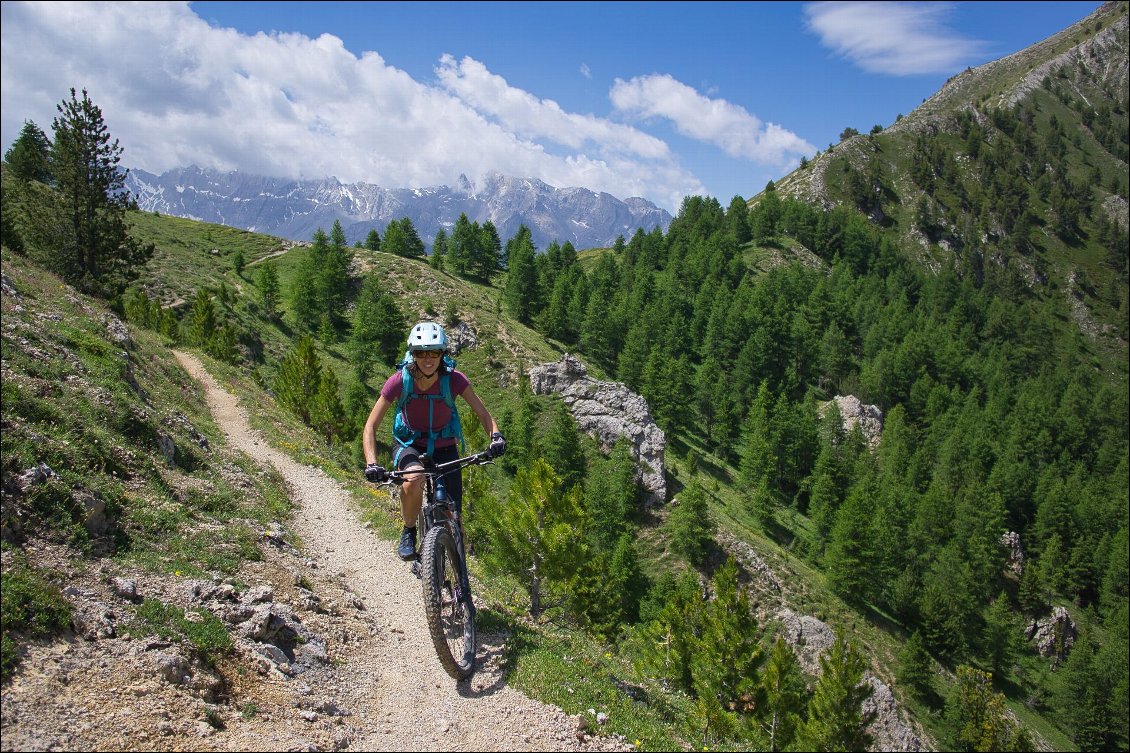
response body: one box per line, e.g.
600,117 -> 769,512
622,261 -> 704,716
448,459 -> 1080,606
1001,531 -> 1024,576
529,354 -> 666,504
819,395 -> 884,449
862,675 -> 924,752
776,608 -> 924,751
1027,606 -> 1076,665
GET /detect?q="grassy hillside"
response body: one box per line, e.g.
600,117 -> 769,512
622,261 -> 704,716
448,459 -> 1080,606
769,2 -> 1129,347
0,245 -> 294,674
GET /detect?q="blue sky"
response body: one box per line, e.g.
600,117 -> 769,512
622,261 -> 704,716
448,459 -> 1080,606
0,1 -> 1103,213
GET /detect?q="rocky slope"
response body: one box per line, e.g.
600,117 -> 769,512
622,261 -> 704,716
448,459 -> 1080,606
1,349 -> 631,753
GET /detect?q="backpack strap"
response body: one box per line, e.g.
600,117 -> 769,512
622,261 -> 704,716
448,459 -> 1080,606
391,364 -> 465,465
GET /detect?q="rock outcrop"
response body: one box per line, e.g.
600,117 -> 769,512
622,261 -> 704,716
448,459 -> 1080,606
1027,606 -> 1077,666
775,608 -> 924,752
1001,531 -> 1024,576
819,395 -> 884,449
528,355 -> 666,505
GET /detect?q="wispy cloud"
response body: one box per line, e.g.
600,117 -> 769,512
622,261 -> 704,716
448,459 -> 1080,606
580,63 -> 592,80
0,1 -> 704,210
436,55 -> 673,161
609,74 -> 814,166
804,1 -> 990,76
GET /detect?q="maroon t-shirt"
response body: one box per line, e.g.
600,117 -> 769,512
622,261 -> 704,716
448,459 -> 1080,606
381,369 -> 469,449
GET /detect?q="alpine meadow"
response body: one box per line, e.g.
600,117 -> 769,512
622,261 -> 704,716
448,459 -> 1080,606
1,3 -> 1128,752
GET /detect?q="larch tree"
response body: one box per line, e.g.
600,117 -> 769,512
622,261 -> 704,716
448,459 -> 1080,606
44,88 -> 152,296
4,120 -> 53,183
795,636 -> 876,752
478,458 -> 588,618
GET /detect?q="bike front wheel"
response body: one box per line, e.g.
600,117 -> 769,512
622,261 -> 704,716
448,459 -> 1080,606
419,525 -> 476,679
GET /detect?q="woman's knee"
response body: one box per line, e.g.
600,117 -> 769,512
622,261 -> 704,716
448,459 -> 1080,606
402,469 -> 425,495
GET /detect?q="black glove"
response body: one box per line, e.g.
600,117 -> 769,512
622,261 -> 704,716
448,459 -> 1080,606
488,432 -> 506,459
365,463 -> 388,483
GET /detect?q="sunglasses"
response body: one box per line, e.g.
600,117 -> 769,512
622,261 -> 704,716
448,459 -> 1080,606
413,351 -> 442,359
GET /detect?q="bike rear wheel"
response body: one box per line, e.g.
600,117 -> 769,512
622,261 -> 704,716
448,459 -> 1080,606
420,526 -> 476,679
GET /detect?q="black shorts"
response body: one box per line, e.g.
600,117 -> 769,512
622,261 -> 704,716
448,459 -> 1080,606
394,444 -> 463,513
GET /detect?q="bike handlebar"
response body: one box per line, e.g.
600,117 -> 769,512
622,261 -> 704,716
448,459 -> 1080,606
373,450 -> 494,486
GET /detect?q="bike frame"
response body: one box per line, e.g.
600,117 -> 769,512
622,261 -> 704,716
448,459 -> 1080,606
379,450 -> 491,679
384,450 -> 491,582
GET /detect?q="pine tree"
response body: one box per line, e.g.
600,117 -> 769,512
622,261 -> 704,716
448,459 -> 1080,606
541,401 -> 585,490
760,637 -> 807,752
364,228 -> 381,252
796,636 -> 876,752
824,482 -> 878,603
502,375 -> 539,473
476,220 -> 503,278
448,212 -> 476,275
665,482 -> 713,566
318,227 -> 352,336
187,289 -> 218,347
478,458 -> 588,618
256,263 -> 280,319
207,322 -> 240,364
309,365 -> 347,443
4,120 -> 53,183
430,228 -> 447,271
503,226 -> 540,323
585,438 -> 638,549
982,591 -> 1020,678
607,532 -> 645,624
726,195 -> 752,244
41,88 -> 152,296
634,569 -> 704,694
330,219 -> 348,250
350,275 -> 406,381
739,382 -> 776,490
943,665 -> 1026,752
274,336 -> 323,425
690,559 -> 765,745
897,630 -> 934,701
289,252 -> 320,331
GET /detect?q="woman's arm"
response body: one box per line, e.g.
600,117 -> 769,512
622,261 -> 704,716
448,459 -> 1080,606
460,384 -> 499,440
363,394 -> 394,465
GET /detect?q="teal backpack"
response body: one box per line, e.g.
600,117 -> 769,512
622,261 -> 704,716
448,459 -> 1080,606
391,351 -> 465,466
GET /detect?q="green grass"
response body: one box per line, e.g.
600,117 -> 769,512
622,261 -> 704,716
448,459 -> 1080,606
0,554 -> 74,678
126,597 -> 233,661
479,608 -> 689,751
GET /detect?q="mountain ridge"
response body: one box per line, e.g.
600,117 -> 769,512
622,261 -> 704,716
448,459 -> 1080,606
124,165 -> 673,252
773,1 -> 1128,213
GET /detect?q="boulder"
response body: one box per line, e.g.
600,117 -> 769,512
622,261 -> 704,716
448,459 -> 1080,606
529,355 -> 666,504
1001,531 -> 1024,576
819,395 -> 884,449
1027,606 -> 1076,665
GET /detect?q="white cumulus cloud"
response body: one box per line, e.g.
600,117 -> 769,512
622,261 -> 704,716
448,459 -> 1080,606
609,74 -> 814,166
0,0 -> 705,210
804,1 -> 990,76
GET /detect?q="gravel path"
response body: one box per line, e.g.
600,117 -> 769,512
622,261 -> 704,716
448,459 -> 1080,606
173,351 -> 627,752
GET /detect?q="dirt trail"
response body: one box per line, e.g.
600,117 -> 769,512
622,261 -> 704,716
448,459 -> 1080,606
172,351 -> 624,751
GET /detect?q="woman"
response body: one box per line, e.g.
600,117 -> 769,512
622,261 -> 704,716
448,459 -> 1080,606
363,321 -> 505,560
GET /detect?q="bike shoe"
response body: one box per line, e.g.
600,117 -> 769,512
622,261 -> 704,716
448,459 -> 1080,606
398,526 -> 417,560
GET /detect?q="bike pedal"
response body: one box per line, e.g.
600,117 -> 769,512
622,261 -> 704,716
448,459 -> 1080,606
410,559 -> 421,578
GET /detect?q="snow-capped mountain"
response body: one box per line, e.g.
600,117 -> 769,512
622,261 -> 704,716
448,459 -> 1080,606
125,166 -> 672,251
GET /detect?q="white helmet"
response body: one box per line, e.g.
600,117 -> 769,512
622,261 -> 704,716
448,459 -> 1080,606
407,321 -> 448,351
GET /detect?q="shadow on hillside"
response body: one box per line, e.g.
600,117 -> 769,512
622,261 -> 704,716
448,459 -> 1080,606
762,515 -> 798,551
666,435 -> 733,487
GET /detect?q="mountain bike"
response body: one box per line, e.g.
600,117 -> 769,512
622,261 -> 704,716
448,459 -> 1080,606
376,450 -> 492,679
